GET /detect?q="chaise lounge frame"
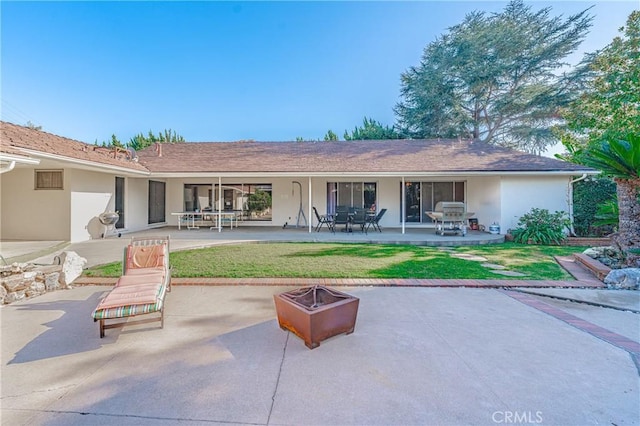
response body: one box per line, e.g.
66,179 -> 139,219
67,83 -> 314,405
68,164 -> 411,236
92,236 -> 171,338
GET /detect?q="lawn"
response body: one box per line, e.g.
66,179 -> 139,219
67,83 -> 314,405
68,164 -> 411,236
84,242 -> 587,280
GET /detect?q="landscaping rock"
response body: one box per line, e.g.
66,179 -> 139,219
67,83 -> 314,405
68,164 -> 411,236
583,246 -> 624,269
57,251 -> 87,287
451,253 -> 488,262
604,268 -> 640,290
489,270 -> 528,277
481,263 -> 507,270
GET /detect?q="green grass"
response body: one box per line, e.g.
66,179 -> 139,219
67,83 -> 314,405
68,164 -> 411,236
83,242 -> 587,280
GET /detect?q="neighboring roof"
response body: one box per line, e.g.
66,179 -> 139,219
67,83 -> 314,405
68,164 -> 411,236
137,139 -> 597,175
0,121 -> 148,173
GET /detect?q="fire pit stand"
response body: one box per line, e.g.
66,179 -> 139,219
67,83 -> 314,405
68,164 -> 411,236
274,285 -> 359,349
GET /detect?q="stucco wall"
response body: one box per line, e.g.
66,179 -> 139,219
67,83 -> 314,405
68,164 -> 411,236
0,167 -> 71,240
466,176 -> 501,230
126,177 -> 152,231
500,176 -> 571,233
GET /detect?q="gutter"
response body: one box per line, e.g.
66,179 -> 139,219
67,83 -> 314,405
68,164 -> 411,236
0,161 -> 15,174
14,148 -> 150,176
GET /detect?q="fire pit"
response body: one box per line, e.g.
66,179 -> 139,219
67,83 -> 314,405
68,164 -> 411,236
274,285 -> 359,349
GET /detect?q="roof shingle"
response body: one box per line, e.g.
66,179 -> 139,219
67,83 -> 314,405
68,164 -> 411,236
1,121 -> 148,172
137,139 -> 594,174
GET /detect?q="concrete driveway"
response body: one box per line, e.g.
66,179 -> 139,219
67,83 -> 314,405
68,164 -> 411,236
1,284 -> 638,425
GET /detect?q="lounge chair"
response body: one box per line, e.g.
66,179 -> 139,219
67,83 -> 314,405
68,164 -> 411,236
92,236 -> 171,338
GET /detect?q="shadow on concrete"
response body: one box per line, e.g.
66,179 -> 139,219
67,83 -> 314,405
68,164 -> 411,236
8,292 -> 106,364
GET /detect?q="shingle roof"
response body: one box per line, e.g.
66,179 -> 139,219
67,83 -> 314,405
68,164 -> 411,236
0,121 -> 148,172
1,121 -> 595,175
137,139 -> 595,174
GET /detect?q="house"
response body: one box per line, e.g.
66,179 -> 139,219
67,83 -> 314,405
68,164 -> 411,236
0,121 -> 598,242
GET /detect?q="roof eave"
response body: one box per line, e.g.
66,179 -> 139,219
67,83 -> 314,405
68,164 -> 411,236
147,170 -> 600,179
16,148 -> 150,176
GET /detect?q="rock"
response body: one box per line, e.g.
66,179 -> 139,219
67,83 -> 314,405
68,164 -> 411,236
583,246 -> 624,269
582,247 -> 602,258
26,281 -> 46,297
5,290 -> 26,304
604,268 -> 640,290
58,251 -> 87,287
2,275 -> 30,292
0,285 -> 6,304
44,272 -> 61,291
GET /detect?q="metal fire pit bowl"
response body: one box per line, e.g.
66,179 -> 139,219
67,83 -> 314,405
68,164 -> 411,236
274,285 -> 359,349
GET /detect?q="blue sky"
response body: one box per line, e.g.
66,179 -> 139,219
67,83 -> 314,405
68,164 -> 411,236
1,1 -> 637,144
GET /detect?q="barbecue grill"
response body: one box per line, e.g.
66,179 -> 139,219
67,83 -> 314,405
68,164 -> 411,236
98,212 -> 120,238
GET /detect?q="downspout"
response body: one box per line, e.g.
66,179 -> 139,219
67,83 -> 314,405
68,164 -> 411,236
401,176 -> 406,234
308,177 -> 312,233
568,174 -> 588,236
218,176 -> 222,232
0,161 -> 16,174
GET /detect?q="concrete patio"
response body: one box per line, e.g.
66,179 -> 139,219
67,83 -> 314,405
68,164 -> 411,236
1,227 -> 639,425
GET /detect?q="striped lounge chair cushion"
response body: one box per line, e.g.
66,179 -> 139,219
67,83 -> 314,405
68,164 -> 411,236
92,278 -> 167,320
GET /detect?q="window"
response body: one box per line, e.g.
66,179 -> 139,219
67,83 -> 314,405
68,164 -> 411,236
401,181 -> 465,223
35,170 -> 63,190
327,182 -> 377,214
182,183 -> 272,221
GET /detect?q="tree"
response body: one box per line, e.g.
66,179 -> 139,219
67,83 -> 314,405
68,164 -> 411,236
129,129 -> 185,151
580,135 -> 640,267
343,117 -> 401,140
395,0 -> 592,153
323,130 -> 339,141
560,11 -> 640,157
95,134 -> 124,148
25,121 -> 42,131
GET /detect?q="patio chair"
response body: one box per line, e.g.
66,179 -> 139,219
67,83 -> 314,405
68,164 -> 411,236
333,206 -> 350,233
313,207 -> 334,232
351,208 -> 368,233
366,208 -> 387,233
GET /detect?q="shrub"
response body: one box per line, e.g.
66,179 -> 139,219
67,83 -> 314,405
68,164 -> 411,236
247,189 -> 271,213
593,196 -> 618,229
573,177 -> 616,236
511,208 -> 571,245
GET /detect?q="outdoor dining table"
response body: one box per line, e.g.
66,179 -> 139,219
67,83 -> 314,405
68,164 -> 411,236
171,211 -> 237,231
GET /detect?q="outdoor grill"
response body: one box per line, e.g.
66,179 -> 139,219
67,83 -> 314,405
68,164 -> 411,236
98,212 -> 119,238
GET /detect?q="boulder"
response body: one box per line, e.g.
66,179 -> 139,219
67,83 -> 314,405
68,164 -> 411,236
57,251 -> 87,287
604,268 -> 640,290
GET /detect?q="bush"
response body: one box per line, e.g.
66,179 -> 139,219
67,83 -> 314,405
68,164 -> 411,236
247,189 -> 271,213
573,178 -> 616,236
511,208 -> 571,245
